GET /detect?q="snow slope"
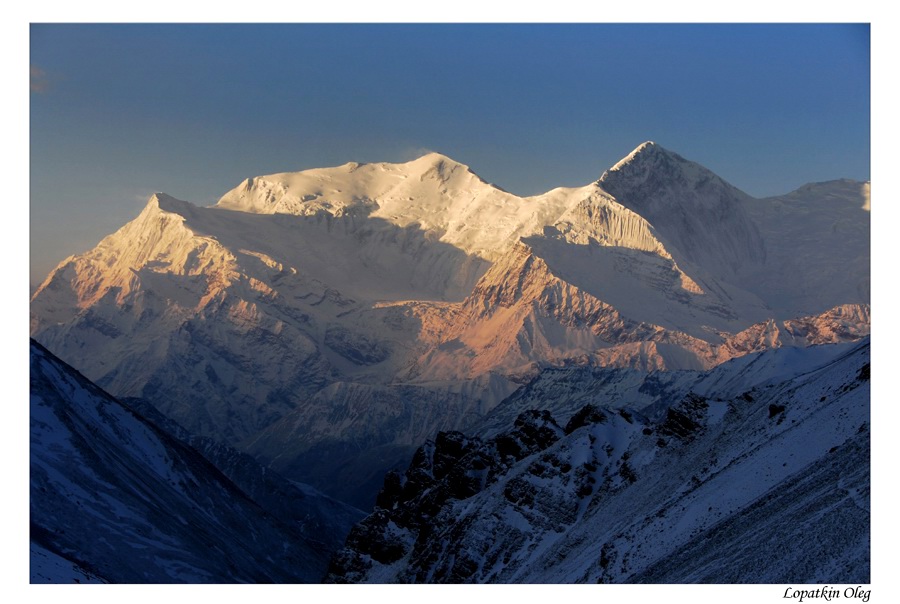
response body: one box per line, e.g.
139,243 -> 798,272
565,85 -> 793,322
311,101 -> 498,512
30,339 -> 352,583
475,336 -> 866,439
742,179 -> 870,316
326,339 -> 870,583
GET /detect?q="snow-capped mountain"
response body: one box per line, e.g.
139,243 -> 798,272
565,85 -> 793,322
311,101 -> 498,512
598,142 -> 765,282
30,339 -> 361,583
29,142 -> 870,507
325,339 -> 870,583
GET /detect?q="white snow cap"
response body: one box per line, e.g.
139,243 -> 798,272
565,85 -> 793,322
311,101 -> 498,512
606,141 -> 661,173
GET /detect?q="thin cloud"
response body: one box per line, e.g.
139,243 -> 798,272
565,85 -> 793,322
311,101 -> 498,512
399,146 -> 437,162
30,65 -> 50,93
133,191 -> 158,205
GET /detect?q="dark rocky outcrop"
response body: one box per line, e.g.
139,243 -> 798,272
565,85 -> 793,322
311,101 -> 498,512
325,409 -> 568,582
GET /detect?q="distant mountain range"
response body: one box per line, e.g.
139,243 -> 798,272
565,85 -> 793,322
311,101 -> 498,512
31,142 -> 870,512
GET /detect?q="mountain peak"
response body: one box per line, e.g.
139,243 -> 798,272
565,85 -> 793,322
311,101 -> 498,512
601,140 -> 676,178
419,151 -> 453,162
145,192 -> 195,216
599,140 -> 737,195
407,151 -> 466,172
632,140 -> 658,154
597,142 -> 763,278
403,151 -> 497,189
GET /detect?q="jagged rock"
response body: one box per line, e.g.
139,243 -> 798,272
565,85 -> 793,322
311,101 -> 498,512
326,340 -> 869,583
565,404 -> 609,434
657,393 -> 708,441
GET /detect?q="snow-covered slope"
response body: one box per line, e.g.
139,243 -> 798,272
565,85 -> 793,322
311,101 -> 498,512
410,240 -> 868,380
743,179 -> 870,316
474,334 -> 865,439
121,395 -> 365,548
326,339 -> 870,583
30,339 -> 351,583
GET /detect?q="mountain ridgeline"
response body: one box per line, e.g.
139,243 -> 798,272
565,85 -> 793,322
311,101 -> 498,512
30,339 -> 363,583
30,142 -> 870,515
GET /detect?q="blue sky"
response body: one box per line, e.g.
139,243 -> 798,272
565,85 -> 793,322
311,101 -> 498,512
29,23 -> 870,288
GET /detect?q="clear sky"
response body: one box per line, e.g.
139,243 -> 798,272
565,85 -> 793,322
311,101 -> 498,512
29,23 -> 870,289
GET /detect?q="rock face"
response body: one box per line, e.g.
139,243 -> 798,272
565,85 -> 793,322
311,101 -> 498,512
326,409 -> 568,583
30,143 -> 870,507
30,339 -> 361,583
325,339 -> 870,583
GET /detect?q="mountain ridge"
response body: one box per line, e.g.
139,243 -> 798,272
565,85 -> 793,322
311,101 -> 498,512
30,338 -> 357,583
30,142 -> 871,506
